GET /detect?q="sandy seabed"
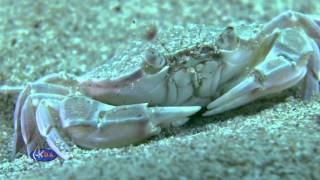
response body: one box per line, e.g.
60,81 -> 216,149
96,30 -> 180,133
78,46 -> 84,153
0,0 -> 320,179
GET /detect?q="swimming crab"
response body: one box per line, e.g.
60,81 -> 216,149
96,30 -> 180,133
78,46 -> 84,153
1,11 -> 320,159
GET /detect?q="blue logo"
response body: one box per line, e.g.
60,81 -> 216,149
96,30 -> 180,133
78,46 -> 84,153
31,146 -> 58,161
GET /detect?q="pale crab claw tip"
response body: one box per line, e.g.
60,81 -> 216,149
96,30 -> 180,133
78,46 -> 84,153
207,76 -> 259,109
150,106 -> 201,127
60,153 -> 71,160
202,110 -> 215,117
203,96 -> 254,116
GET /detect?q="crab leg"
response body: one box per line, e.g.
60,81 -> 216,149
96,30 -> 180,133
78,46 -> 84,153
257,11 -> 320,43
13,85 -> 31,155
1,73 -> 78,156
35,99 -> 71,159
13,83 -> 70,156
0,73 -> 76,95
20,94 -> 66,156
0,85 -> 24,94
302,39 -> 320,100
2,73 -> 75,155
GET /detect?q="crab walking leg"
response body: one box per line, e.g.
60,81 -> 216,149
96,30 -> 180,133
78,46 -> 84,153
35,100 -> 71,159
13,86 -> 31,155
20,94 -> 66,156
0,73 -> 74,95
0,85 -> 24,94
13,83 -> 70,155
204,29 -> 314,116
59,96 -> 201,149
302,39 -> 320,100
309,14 -> 320,44
257,11 -> 320,43
0,73 -> 77,95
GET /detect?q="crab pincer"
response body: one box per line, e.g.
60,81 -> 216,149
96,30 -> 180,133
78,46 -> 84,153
205,11 -> 320,115
35,96 -> 200,158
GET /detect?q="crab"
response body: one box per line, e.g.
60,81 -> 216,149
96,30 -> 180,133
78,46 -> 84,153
1,11 -> 320,160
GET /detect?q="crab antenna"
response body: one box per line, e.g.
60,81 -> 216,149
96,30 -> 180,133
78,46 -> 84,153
0,85 -> 24,94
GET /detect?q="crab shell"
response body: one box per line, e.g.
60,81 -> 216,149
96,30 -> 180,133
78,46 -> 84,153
78,19 -> 320,116
78,24 -> 264,106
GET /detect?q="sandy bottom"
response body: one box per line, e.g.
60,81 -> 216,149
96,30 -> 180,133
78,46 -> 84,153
0,0 -> 319,179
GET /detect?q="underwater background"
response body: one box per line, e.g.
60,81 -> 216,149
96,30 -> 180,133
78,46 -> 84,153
0,0 -> 319,179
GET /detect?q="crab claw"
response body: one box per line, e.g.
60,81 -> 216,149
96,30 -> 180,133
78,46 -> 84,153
148,106 -> 201,127
60,96 -> 201,149
204,60 -> 306,116
204,28 -> 318,116
79,66 -> 170,106
77,47 -> 172,106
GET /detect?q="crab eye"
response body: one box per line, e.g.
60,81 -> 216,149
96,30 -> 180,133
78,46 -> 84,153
142,47 -> 166,74
217,26 -> 240,51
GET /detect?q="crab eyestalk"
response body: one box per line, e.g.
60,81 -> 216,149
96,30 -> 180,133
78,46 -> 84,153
217,26 -> 240,50
142,47 -> 166,74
